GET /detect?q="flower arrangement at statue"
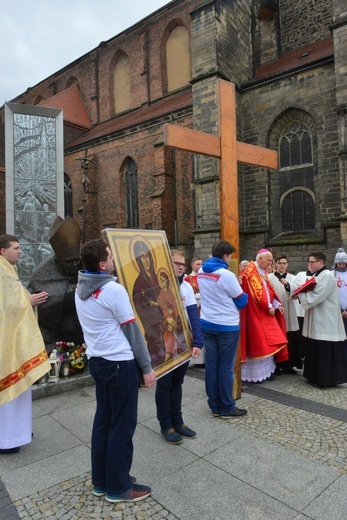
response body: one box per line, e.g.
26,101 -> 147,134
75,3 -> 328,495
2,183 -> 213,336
55,341 -> 88,373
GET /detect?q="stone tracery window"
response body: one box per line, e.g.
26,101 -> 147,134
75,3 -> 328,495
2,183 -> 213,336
281,188 -> 315,231
278,121 -> 314,232
279,121 -> 313,169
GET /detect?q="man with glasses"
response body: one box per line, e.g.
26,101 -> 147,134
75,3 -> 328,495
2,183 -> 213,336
268,255 -> 302,374
294,251 -> 347,387
155,250 -> 204,444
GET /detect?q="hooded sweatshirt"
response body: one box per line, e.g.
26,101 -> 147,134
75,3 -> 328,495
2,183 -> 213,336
198,257 -> 248,332
75,270 -> 152,374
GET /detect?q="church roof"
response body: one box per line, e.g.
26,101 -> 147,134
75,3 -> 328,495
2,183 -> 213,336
39,84 -> 92,130
66,89 -> 192,149
255,37 -> 333,81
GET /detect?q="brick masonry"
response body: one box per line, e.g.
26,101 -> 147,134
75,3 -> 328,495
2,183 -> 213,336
0,0 -> 347,271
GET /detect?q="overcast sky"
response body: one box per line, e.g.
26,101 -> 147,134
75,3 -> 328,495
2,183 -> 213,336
0,0 -> 170,105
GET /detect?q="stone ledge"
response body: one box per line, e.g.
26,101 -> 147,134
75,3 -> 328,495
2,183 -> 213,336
32,370 -> 94,401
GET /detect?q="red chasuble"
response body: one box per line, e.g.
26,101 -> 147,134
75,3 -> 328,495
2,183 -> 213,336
240,261 -> 288,363
184,274 -> 199,294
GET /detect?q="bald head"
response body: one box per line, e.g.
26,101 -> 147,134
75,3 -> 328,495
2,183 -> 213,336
256,251 -> 273,271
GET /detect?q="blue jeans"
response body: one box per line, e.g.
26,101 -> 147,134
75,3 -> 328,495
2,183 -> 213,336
155,361 -> 189,430
203,330 -> 239,415
88,357 -> 139,495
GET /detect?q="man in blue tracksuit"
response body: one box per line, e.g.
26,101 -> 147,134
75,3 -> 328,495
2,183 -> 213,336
198,240 -> 248,419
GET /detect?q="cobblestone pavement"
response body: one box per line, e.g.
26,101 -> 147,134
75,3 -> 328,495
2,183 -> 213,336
236,399 -> 347,473
14,474 -> 180,520
193,369 -> 347,474
2,368 -> 347,519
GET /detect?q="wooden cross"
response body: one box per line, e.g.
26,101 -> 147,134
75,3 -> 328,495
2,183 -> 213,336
163,79 -> 278,254
163,79 -> 278,398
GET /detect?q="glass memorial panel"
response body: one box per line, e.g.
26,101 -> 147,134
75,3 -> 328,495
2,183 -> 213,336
5,103 -> 64,284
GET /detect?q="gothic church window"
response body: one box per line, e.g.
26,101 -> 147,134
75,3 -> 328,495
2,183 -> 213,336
281,189 -> 315,232
65,76 -> 79,89
33,95 -> 45,105
64,173 -> 73,218
113,53 -> 131,114
125,159 -> 139,228
279,121 -> 314,232
279,122 -> 312,169
166,25 -> 190,92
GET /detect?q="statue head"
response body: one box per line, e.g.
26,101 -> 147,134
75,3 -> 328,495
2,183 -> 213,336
49,216 -> 82,276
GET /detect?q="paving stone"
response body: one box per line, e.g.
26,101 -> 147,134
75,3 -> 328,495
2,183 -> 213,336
2,370 -> 347,519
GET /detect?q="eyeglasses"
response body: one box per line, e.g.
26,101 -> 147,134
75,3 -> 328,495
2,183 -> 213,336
308,260 -> 320,264
173,261 -> 186,268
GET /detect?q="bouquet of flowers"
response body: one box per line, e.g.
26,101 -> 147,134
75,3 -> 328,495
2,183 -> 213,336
55,341 -> 88,372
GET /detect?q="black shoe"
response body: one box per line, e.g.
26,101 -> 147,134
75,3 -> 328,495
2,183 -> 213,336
266,374 -> 275,381
221,408 -> 247,419
282,368 -> 297,374
274,368 -> 282,375
0,447 -> 20,454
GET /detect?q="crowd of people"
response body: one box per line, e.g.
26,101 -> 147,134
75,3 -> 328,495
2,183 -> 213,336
239,248 -> 347,388
1,231 -> 347,506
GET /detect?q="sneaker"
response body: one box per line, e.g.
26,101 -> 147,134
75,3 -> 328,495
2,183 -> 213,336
212,412 -> 220,417
174,424 -> 196,438
92,488 -> 106,497
105,484 -> 151,503
160,428 -> 182,444
221,408 -> 247,419
0,447 -> 20,454
92,476 -> 136,497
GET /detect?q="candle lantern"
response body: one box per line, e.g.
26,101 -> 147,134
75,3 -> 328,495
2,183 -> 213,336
48,349 -> 61,383
60,357 -> 71,379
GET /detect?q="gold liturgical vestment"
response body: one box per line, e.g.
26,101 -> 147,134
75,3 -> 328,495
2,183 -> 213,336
0,256 -> 51,405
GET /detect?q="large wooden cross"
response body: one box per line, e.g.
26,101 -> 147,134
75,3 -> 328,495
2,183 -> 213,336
163,79 -> 278,398
163,79 -> 278,253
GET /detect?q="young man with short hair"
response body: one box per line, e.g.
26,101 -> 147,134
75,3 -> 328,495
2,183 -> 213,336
75,239 -> 156,503
269,254 -> 302,373
198,240 -> 248,418
298,250 -> 347,387
184,256 -> 202,307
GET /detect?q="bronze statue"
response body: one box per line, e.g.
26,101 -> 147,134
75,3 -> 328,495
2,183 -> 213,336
27,216 -> 84,353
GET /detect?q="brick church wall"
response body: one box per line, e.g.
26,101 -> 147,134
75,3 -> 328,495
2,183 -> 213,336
0,0 -> 345,268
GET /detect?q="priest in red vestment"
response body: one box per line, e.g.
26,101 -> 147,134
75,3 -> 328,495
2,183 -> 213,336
240,249 -> 288,383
